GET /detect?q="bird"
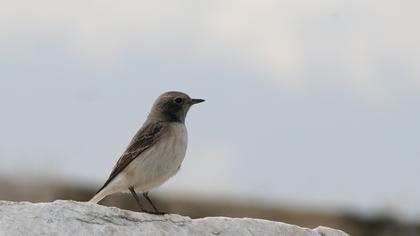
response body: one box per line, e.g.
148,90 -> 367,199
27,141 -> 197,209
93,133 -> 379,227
89,91 -> 204,214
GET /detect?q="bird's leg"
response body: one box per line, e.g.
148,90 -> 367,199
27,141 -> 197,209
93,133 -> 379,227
143,192 -> 165,215
128,187 -> 154,214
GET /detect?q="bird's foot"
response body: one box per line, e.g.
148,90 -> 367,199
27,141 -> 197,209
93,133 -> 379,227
151,211 -> 167,215
142,209 -> 167,215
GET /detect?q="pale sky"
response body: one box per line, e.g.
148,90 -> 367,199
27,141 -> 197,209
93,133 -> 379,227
1,0 -> 419,221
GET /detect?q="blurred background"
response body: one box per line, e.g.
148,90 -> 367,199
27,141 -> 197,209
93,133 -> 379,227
1,0 -> 420,235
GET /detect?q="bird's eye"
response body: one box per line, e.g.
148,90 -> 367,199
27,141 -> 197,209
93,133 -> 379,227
174,97 -> 183,104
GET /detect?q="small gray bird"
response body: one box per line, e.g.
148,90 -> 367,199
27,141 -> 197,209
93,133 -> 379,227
89,91 -> 204,214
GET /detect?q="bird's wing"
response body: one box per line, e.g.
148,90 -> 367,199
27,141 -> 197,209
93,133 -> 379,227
95,121 -> 166,193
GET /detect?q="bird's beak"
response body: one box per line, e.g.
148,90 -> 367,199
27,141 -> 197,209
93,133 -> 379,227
191,98 -> 205,105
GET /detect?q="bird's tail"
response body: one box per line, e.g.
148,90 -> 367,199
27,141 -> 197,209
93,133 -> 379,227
89,189 -> 108,204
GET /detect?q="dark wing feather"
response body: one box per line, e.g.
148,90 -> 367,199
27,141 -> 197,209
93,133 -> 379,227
96,121 -> 166,193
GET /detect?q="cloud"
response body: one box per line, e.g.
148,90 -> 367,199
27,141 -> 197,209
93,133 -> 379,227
1,0 -> 419,96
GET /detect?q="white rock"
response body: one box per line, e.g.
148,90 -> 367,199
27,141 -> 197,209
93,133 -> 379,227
0,200 -> 349,236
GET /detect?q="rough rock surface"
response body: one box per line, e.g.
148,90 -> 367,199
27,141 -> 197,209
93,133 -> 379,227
0,200 -> 348,236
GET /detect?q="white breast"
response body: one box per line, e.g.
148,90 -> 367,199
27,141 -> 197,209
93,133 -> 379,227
118,122 -> 188,192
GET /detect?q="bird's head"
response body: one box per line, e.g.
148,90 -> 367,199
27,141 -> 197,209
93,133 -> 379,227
149,91 -> 204,123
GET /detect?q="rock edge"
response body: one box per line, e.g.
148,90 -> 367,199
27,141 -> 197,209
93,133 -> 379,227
0,200 -> 349,236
